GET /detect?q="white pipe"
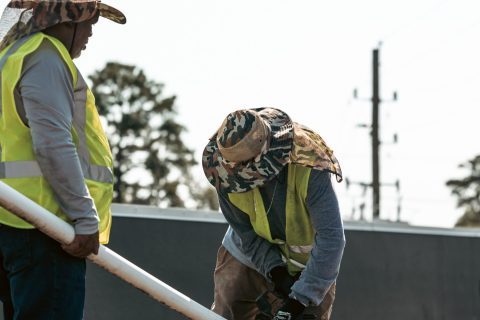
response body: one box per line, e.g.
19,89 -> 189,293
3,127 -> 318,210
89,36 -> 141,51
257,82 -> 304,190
0,181 -> 225,320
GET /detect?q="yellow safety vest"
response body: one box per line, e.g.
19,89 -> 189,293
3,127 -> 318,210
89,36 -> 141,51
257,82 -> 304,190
229,164 -> 314,274
0,33 -> 113,243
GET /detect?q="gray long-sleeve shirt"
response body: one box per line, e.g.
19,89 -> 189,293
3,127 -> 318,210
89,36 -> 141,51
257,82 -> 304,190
13,39 -> 99,234
220,166 -> 346,306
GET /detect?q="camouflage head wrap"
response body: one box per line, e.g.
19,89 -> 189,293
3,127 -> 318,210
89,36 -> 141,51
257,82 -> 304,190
202,107 -> 343,193
0,0 -> 126,52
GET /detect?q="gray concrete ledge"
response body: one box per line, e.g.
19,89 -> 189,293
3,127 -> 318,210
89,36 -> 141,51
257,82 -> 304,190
111,203 -> 480,238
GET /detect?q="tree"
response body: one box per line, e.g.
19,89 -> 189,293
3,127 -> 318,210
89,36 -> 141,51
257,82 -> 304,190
446,155 -> 480,227
89,62 -> 201,208
190,183 -> 220,211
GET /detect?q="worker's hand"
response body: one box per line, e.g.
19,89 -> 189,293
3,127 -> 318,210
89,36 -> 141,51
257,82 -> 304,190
273,298 -> 305,320
62,231 -> 99,258
270,266 -> 298,299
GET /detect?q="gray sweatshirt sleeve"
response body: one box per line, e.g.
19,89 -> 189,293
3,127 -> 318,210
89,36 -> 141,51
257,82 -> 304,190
218,192 -> 285,277
17,40 -> 99,235
290,170 -> 346,306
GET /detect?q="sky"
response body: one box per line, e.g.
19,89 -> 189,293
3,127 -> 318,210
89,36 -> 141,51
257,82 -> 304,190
5,0 -> 479,228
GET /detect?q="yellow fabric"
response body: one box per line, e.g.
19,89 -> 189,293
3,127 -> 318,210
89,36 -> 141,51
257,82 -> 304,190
284,164 -> 314,273
85,89 -> 113,167
229,188 -> 274,243
228,164 -> 314,274
0,33 -> 113,243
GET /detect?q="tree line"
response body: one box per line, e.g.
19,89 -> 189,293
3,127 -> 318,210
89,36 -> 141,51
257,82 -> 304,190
89,62 -> 218,211
446,155 -> 480,226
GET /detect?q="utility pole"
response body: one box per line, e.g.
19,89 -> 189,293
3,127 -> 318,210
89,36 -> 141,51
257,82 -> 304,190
350,45 -> 399,220
372,48 -> 380,219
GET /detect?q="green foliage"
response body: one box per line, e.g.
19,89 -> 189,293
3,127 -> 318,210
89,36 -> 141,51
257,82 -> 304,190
446,155 -> 480,227
89,62 -> 206,208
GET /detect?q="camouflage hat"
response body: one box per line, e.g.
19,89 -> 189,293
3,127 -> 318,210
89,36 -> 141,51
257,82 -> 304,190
202,107 -> 343,193
0,0 -> 126,52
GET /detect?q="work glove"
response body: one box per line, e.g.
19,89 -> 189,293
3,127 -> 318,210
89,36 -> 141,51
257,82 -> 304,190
273,298 -> 305,320
270,266 -> 297,298
62,231 -> 99,258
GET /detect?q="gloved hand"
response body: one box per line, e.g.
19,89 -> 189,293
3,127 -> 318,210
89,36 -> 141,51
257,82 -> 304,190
270,266 -> 297,298
62,231 -> 99,258
273,298 -> 305,320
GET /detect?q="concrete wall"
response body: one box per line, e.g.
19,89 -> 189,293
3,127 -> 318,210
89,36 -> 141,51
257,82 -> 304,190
337,228 -> 480,320
86,208 -> 226,320
81,205 -> 480,319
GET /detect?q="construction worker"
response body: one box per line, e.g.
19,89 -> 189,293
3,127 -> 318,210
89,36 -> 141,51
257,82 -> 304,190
203,108 -> 346,320
0,1 -> 125,319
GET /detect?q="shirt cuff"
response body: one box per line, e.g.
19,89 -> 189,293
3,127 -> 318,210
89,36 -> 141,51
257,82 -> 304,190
289,291 -> 310,307
73,213 -> 99,235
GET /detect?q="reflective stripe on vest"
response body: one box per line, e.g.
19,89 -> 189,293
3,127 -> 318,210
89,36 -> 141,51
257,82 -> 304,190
282,256 -> 306,269
228,164 -> 314,274
0,160 -> 113,183
289,244 -> 313,254
0,36 -> 31,71
0,36 -> 32,125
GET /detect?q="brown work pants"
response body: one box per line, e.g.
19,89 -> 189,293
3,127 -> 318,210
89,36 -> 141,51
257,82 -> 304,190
211,245 -> 336,320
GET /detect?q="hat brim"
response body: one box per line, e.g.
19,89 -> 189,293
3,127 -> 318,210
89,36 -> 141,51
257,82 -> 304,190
202,108 -> 293,193
202,109 -> 344,193
98,2 -> 126,24
0,0 -> 126,52
6,0 -> 126,24
291,123 -> 343,182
